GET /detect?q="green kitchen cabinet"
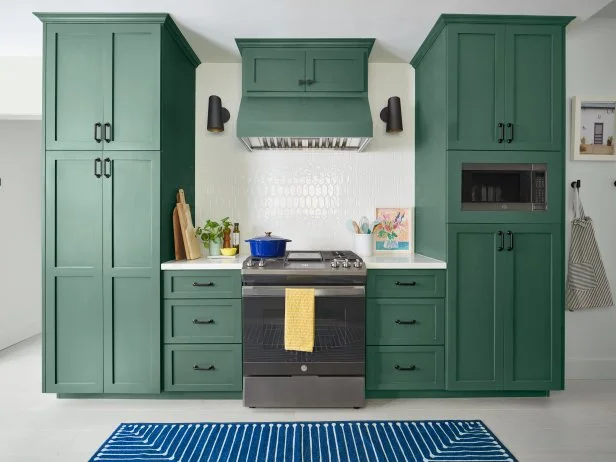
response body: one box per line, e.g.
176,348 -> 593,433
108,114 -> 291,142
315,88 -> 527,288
413,15 -> 571,152
39,13 -> 199,395
237,39 -> 373,96
44,152 -> 104,393
447,223 -> 563,391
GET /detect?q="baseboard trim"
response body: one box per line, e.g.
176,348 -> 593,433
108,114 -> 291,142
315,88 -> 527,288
566,358 -> 616,379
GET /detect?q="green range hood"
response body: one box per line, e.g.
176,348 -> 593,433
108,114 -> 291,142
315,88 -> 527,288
236,38 -> 375,152
237,97 -> 373,151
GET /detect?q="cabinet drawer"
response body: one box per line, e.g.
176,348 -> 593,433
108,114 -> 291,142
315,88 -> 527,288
164,299 -> 241,344
366,299 -> 444,345
367,270 -> 445,298
164,344 -> 242,392
164,270 -> 240,299
366,346 -> 444,390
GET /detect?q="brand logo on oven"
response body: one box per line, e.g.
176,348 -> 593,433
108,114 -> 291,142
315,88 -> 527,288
300,365 -> 308,372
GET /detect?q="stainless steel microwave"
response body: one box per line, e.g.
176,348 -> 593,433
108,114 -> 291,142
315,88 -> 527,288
461,163 -> 547,211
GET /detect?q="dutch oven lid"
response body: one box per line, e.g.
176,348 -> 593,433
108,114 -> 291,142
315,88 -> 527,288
245,231 -> 292,242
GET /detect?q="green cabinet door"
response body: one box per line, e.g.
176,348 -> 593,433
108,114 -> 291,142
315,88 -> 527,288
103,24 -> 161,151
447,224 -> 505,390
102,151 -> 160,393
242,49 -> 306,93
504,26 -> 563,151
305,49 -> 365,92
447,24 -> 505,151
503,224 -> 563,390
44,152 -> 104,393
45,25 -> 106,151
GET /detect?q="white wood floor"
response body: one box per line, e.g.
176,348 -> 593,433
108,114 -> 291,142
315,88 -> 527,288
1,336 -> 615,462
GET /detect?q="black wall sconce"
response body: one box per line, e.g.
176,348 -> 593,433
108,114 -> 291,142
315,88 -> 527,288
380,96 -> 403,133
207,95 -> 230,133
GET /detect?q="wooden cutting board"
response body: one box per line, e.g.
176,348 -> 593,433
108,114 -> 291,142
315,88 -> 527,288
172,204 -> 186,260
176,189 -> 201,260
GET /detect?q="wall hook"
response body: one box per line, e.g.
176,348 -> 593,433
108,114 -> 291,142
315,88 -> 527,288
571,180 -> 581,189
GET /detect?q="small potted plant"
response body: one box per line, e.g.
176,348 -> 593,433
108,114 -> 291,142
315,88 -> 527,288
608,136 -> 613,147
195,217 -> 231,256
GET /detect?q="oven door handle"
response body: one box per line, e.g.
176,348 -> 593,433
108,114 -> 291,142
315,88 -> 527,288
242,286 -> 365,297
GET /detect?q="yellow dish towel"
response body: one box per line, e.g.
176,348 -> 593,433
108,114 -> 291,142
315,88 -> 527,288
284,288 -> 315,352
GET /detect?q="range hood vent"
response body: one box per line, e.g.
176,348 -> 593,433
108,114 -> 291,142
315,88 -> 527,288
241,137 -> 371,151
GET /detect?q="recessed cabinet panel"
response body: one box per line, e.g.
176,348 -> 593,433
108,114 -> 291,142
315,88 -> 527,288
305,49 -> 365,92
243,49 -> 305,92
104,25 -> 161,150
45,25 -> 106,150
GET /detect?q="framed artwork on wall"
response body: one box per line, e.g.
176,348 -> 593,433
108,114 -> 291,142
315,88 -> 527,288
571,96 -> 616,161
374,207 -> 412,253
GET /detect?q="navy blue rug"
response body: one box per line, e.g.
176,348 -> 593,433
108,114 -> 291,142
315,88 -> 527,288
90,420 -> 516,461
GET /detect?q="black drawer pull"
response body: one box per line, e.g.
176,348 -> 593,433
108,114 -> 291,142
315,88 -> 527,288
395,364 -> 416,371
506,122 -> 513,143
497,231 -> 504,252
497,122 -> 504,143
395,281 -> 416,286
192,282 -> 214,287
103,122 -> 112,143
395,319 -> 417,325
94,123 -> 102,143
193,364 -> 215,371
298,79 -> 306,85
192,319 -> 214,325
94,158 -> 102,178
306,79 -> 315,85
507,231 -> 513,251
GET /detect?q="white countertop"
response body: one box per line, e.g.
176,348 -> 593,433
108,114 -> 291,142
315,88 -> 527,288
161,253 -> 446,270
362,253 -> 446,269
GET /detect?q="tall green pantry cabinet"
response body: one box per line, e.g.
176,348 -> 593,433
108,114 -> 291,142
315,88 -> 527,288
37,13 -> 200,394
412,15 -> 572,394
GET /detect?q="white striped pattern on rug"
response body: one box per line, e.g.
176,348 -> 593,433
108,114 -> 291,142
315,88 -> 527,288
90,420 -> 516,462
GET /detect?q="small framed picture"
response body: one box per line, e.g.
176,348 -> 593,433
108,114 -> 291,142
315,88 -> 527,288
374,207 -> 412,253
571,96 -> 616,161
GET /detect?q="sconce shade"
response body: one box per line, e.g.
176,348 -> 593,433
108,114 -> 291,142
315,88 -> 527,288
207,95 -> 230,132
379,96 -> 403,133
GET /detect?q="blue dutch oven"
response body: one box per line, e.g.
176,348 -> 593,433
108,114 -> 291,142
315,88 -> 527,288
245,232 -> 292,258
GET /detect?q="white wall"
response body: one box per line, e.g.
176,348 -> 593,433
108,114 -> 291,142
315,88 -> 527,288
0,121 -> 42,350
195,63 -> 414,255
566,18 -> 616,378
0,57 -> 42,120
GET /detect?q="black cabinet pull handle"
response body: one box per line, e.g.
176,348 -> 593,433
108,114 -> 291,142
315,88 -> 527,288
306,79 -> 315,85
497,122 -> 504,143
506,123 -> 513,143
298,79 -> 306,85
103,122 -> 112,143
497,231 -> 504,251
395,319 -> 417,325
193,364 -> 215,371
395,281 -> 416,286
192,319 -> 214,325
193,282 -> 214,287
395,364 -> 416,371
94,123 -> 102,143
94,158 -> 102,178
103,158 -> 111,178
507,231 -> 513,251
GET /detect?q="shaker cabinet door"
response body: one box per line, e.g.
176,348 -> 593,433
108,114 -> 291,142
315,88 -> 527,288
447,24 -> 506,151
305,49 -> 365,92
242,49 -> 306,93
45,25 -> 106,151
44,152 -> 104,393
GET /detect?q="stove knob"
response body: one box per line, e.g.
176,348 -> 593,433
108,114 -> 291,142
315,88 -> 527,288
342,259 -> 350,268
246,259 -> 254,267
258,259 -> 266,267
330,260 -> 339,268
353,259 -> 362,268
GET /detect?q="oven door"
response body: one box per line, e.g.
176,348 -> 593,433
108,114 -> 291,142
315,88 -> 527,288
242,286 -> 365,377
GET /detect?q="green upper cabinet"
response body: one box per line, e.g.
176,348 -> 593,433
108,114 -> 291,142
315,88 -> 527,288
412,15 -> 572,153
237,39 -> 373,96
242,49 -> 305,93
44,25 -> 106,151
447,24 -> 505,151
504,26 -> 563,151
305,49 -> 365,92
43,19 -> 167,151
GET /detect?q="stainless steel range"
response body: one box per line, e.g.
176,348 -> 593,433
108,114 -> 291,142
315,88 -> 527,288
241,250 -> 366,408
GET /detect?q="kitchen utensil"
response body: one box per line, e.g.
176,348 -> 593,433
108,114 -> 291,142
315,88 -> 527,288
176,189 -> 201,260
345,220 -> 357,234
371,221 -> 381,234
245,232 -> 292,258
220,247 -> 238,256
360,216 -> 370,234
352,221 -> 361,234
172,203 -> 186,260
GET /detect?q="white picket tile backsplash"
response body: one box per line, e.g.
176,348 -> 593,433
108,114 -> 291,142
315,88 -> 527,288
195,63 -> 415,254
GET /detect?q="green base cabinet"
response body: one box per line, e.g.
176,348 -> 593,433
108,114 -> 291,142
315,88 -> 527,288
40,13 -> 200,394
